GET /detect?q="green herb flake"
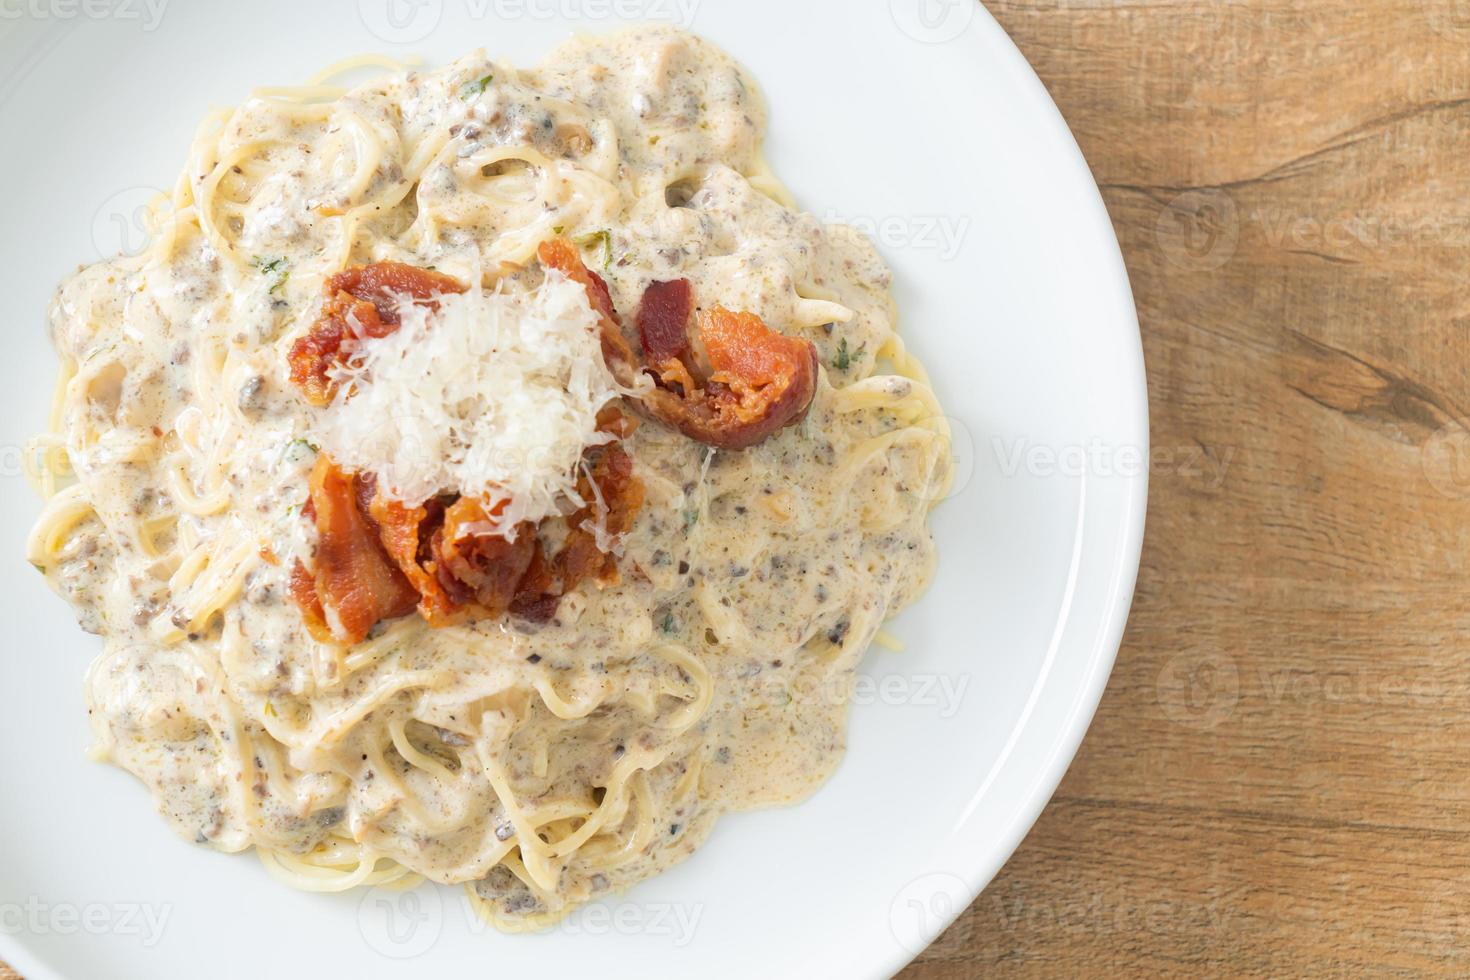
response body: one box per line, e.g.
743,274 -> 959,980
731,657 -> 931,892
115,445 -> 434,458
832,337 -> 865,373
251,256 -> 290,296
659,611 -> 678,634
460,74 -> 494,100
575,229 -> 614,271
281,438 -> 319,467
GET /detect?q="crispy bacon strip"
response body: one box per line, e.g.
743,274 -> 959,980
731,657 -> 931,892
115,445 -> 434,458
430,500 -> 537,618
369,493 -> 460,626
536,238 -> 638,383
506,440 -> 646,623
288,262 -> 467,406
289,560 -> 329,639
537,242 -> 815,449
561,442 -> 646,589
595,403 -> 638,440
509,541 -> 560,623
291,414 -> 646,640
636,278 -> 694,367
640,302 -> 819,451
296,456 -> 419,644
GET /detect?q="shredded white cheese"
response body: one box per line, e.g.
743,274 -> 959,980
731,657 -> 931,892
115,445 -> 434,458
317,272 -> 623,534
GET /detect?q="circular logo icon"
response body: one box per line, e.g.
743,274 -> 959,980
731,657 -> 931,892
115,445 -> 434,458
1156,189 -> 1239,272
889,0 -> 975,44
357,882 -> 443,959
92,186 -> 167,261
382,415 -> 445,497
889,871 -> 970,956
1156,652 -> 1239,731
358,0 -> 444,43
1422,419 -> 1470,499
899,414 -> 975,506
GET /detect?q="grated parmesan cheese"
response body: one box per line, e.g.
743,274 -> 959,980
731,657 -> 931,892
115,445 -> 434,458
316,272 -> 625,535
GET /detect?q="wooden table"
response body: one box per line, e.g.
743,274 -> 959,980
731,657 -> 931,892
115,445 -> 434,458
904,1 -> 1470,975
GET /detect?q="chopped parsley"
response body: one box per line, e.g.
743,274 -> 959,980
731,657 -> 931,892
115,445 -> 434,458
460,73 -> 493,100
832,337 -> 864,372
250,256 -> 290,296
281,438 -> 319,466
659,610 -> 678,634
575,229 -> 614,271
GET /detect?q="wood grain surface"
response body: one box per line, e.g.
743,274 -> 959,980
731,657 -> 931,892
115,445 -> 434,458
903,0 -> 1470,976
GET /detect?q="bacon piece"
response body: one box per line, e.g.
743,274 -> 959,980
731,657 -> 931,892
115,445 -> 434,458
595,403 -> 639,440
296,456 -> 419,644
289,560 -> 329,640
327,263 -> 468,320
288,262 -> 467,406
536,237 -> 637,383
561,442 -> 645,588
535,241 -> 813,450
506,441 -> 646,621
369,493 -> 460,626
509,540 -> 560,622
430,499 -> 537,618
635,279 -> 694,367
641,306 -> 819,450
292,436 -> 645,638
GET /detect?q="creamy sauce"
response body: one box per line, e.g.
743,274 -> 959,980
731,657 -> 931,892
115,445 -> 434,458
28,27 -> 951,924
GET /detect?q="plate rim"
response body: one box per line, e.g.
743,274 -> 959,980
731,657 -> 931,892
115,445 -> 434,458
864,5 -> 1148,975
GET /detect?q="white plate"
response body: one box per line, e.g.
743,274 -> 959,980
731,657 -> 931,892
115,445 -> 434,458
0,2 -> 1145,977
